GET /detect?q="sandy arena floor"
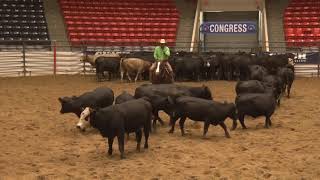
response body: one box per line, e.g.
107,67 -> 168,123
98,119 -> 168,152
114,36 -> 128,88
0,75 -> 319,179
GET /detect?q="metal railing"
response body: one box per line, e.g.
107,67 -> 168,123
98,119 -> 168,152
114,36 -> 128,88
0,40 -> 319,78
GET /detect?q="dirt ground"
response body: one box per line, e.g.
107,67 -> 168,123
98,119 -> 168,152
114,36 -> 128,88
0,75 -> 319,180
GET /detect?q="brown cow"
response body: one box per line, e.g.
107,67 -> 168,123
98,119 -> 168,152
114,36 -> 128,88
120,58 -> 151,83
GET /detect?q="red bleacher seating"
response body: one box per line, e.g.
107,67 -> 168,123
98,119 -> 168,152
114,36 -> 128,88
59,0 -> 179,46
284,0 -> 320,47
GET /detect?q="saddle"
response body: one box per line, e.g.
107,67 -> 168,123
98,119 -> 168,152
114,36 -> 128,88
151,61 -> 174,84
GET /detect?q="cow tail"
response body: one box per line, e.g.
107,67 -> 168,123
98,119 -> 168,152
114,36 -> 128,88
120,58 -> 127,75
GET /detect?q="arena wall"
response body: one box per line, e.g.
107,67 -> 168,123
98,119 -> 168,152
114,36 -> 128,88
201,0 -> 259,11
0,51 -> 90,77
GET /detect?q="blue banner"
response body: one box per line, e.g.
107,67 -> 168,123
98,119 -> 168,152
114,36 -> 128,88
200,21 -> 257,34
294,52 -> 319,64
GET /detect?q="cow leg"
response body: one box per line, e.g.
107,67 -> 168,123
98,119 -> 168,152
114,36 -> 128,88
126,72 -> 132,82
152,111 -> 164,132
219,122 -> 231,138
108,72 -> 112,81
121,71 -> 124,82
239,114 -> 247,129
143,124 -> 149,149
231,119 -> 238,131
134,71 -> 140,83
268,116 -> 272,127
179,117 -> 187,136
265,116 -> 271,128
154,110 -> 165,126
107,137 -> 114,156
168,117 -> 178,133
203,119 -> 210,138
287,83 -> 292,98
277,98 -> 281,107
135,129 -> 142,152
117,133 -> 125,159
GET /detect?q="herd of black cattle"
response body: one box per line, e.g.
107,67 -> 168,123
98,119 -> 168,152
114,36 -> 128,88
89,51 -> 295,82
59,53 -> 295,158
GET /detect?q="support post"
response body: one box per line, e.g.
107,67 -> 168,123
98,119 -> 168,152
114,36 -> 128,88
22,42 -> 26,77
53,41 -> 57,78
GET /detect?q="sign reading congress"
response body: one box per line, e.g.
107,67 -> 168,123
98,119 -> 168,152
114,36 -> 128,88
200,21 -> 257,34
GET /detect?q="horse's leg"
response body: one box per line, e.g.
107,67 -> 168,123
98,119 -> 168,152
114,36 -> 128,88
135,70 -> 140,83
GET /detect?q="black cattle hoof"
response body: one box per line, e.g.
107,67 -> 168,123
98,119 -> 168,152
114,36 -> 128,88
168,130 -> 174,134
202,135 -> 209,140
120,156 -> 126,159
144,144 -> 148,149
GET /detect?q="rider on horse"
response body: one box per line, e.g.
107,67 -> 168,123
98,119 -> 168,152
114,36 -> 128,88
149,39 -> 174,82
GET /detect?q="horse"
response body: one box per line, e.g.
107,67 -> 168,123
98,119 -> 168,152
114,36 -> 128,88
150,61 -> 174,84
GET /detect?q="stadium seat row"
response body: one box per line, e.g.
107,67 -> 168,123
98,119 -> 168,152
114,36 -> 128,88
284,17 -> 319,22
67,27 -> 177,33
68,32 -> 177,39
0,0 -> 50,45
60,2 -> 175,8
284,0 -> 320,47
69,38 -> 176,46
60,6 -> 178,12
64,16 -> 179,23
59,0 -> 179,46
65,21 -> 178,28
62,11 -> 179,18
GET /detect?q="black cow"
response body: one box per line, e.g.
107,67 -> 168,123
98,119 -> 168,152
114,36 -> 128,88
171,52 -> 204,81
231,54 -> 256,81
115,91 -> 135,104
114,91 -> 136,138
217,53 -> 233,80
262,75 -> 283,106
95,57 -> 120,81
234,93 -> 277,130
77,98 -> 152,159
134,84 -> 213,126
235,80 -> 276,95
249,65 -> 268,81
202,53 -> 220,80
167,96 -> 237,138
58,87 -> 114,118
261,53 -> 295,74
277,67 -> 295,98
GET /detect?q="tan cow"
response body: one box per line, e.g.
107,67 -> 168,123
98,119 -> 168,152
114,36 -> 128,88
120,58 -> 152,83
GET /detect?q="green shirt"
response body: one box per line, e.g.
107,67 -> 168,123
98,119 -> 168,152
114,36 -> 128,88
154,46 -> 170,62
